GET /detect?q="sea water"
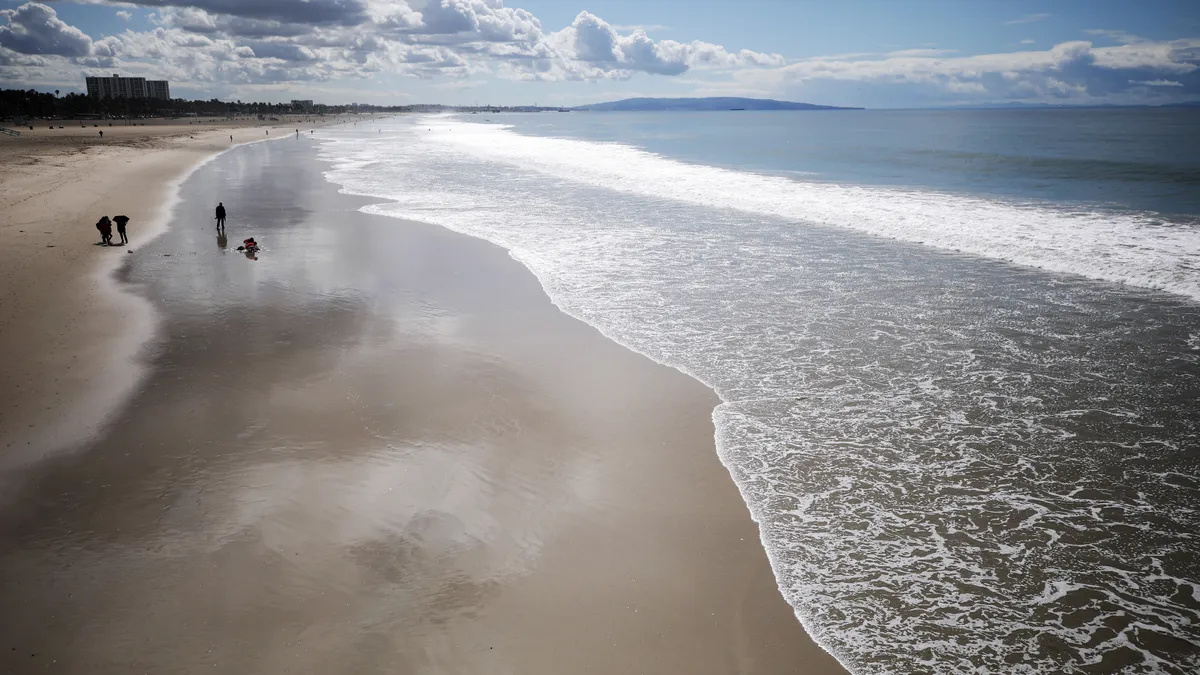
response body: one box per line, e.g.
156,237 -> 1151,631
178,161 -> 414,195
318,110 -> 1200,674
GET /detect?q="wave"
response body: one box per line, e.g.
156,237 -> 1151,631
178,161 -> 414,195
316,117 -> 1200,674
425,119 -> 1200,302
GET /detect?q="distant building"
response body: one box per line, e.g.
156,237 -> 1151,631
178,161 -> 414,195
292,99 -> 315,112
146,80 -> 171,100
85,74 -> 171,100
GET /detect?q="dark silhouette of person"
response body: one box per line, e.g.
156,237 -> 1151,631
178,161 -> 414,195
113,215 -> 130,245
98,130 -> 103,138
215,202 -> 226,231
96,216 -> 113,246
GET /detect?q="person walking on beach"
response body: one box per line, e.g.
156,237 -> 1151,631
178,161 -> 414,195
96,216 -> 113,246
215,202 -> 227,231
113,215 -> 130,245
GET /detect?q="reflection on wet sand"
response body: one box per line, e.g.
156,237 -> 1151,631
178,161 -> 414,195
0,140 -> 845,674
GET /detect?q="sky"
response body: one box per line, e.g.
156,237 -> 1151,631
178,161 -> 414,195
1,0 -> 1198,107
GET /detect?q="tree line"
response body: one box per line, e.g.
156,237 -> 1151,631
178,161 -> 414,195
0,89 -> 362,120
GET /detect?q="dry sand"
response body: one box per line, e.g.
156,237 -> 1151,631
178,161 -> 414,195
0,123 -> 848,674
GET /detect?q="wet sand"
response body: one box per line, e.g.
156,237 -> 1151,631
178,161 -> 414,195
0,139 -> 846,673
0,115 -> 388,463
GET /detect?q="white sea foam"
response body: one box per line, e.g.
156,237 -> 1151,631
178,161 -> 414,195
425,119 -> 1200,302
317,116 -> 1200,674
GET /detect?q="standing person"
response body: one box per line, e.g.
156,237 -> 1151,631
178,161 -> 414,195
96,216 -> 113,246
215,202 -> 226,231
113,215 -> 130,245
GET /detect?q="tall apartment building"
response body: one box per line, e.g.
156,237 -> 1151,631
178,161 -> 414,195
146,79 -> 171,100
85,74 -> 171,100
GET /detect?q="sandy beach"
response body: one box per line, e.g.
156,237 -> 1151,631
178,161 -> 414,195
0,127 -> 846,672
0,115 -> 374,467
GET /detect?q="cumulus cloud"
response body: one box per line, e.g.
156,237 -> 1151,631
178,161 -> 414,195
548,10 -> 782,78
1,0 -> 1197,107
116,10 -> 133,21
0,2 -> 93,56
133,0 -> 371,28
748,37 -> 1200,103
79,0 -> 780,85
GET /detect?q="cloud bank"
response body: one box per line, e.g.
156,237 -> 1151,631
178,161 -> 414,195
0,0 -> 1197,105
0,0 -> 783,90
733,37 -> 1200,105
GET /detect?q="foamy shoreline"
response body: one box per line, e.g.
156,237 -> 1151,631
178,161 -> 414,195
0,135 -> 847,674
320,113 -> 1200,673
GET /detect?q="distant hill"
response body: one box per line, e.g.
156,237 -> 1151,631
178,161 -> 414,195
571,97 -> 863,112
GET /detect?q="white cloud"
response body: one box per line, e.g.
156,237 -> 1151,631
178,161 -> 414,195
1,1 -> 1197,107
1020,39 -> 1035,45
886,48 -> 957,58
116,10 -> 133,21
1004,13 -> 1050,26
546,10 -> 782,79
1083,29 -> 1144,44
0,2 -> 94,56
726,37 -> 1200,106
1131,79 -> 1183,87
610,24 -> 669,34
431,78 -> 483,89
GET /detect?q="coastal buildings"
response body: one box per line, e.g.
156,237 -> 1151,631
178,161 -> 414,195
85,74 -> 171,100
145,80 -> 171,100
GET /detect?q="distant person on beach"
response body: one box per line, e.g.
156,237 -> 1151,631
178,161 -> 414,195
215,202 -> 226,231
113,215 -> 129,245
238,237 -> 259,260
96,216 -> 113,246
98,130 -> 103,138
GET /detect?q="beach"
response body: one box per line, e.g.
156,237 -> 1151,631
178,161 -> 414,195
0,116 -> 373,467
0,130 -> 846,672
319,111 -> 1200,672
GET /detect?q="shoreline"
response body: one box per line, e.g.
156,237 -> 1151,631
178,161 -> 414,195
0,116 -> 386,472
334,162 -> 854,672
1,135 -> 848,674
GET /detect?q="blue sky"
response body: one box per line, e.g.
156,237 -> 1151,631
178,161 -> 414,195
2,0 -> 1198,107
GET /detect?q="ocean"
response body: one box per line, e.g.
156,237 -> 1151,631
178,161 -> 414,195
317,109 -> 1200,674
